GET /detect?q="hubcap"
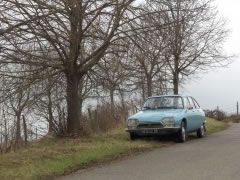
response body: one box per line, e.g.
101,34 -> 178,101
182,126 -> 186,141
201,125 -> 205,136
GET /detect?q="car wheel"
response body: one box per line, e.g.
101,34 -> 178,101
177,121 -> 187,143
197,124 -> 205,138
130,132 -> 138,140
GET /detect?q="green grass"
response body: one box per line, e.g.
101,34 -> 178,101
206,117 -> 229,134
0,129 -> 164,180
0,118 -> 228,179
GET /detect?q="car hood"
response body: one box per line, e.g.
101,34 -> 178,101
128,109 -> 185,122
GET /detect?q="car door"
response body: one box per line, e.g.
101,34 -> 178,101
188,97 -> 201,130
192,97 -> 205,127
183,97 -> 195,132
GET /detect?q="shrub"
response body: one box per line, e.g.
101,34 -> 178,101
85,103 -> 129,134
224,115 -> 240,123
204,109 -> 226,121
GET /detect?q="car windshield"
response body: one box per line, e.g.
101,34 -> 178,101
143,96 -> 184,110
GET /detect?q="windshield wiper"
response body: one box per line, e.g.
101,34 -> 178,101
143,106 -> 152,110
157,106 -> 183,109
156,107 -> 171,109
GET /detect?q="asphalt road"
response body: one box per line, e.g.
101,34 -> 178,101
60,124 -> 240,180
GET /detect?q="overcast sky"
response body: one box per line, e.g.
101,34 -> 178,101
183,0 -> 240,113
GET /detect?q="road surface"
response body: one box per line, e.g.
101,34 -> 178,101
60,124 -> 240,180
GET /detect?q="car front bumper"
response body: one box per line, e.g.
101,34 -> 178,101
126,127 -> 180,135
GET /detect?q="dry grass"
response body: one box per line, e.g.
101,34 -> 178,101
206,118 -> 229,134
0,128 -> 164,180
223,115 -> 240,123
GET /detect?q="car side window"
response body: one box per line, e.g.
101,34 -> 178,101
176,97 -> 184,109
183,97 -> 191,109
187,97 -> 196,109
192,98 -> 200,108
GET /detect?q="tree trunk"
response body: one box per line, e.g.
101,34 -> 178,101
146,75 -> 152,97
66,73 -> 81,135
47,91 -> 54,134
110,88 -> 118,122
22,115 -> 28,145
3,109 -> 8,148
141,79 -> 146,101
119,89 -> 126,110
119,89 -> 128,120
173,71 -> 179,95
110,89 -> 115,109
15,112 -> 21,146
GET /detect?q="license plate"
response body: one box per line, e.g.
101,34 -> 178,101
142,129 -> 158,134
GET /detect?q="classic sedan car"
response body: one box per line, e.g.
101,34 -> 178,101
126,95 -> 206,142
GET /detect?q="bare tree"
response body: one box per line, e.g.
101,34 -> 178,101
0,0 -> 231,142
127,4 -> 172,99
2,66 -> 37,147
99,53 -> 126,101
157,0 -> 230,94
92,50 -> 129,121
33,74 -> 66,134
0,0 -> 136,135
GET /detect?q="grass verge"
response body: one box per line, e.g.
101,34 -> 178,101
0,129 -> 165,180
0,118 -> 228,179
206,117 -> 229,134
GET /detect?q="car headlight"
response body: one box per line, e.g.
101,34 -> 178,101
128,119 -> 138,127
161,117 -> 175,127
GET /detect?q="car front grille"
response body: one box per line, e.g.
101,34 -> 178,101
137,123 -> 164,129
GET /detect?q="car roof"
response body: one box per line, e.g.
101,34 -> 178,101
148,95 -> 191,98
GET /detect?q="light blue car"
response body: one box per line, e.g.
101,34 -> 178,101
126,95 -> 206,142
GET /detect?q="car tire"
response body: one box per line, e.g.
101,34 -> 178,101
177,121 -> 187,143
130,132 -> 138,140
197,124 -> 205,138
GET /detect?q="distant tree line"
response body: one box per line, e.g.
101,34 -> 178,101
205,109 -> 226,121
